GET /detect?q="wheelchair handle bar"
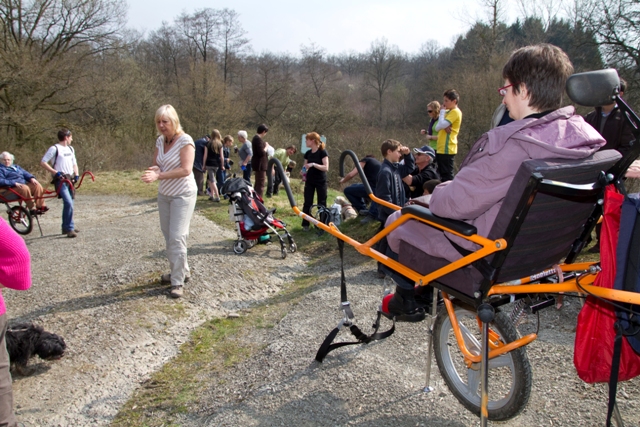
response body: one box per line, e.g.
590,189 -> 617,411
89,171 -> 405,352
267,158 -> 297,209
339,150 -> 373,196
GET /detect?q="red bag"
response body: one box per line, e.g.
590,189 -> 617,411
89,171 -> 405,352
574,186 -> 640,383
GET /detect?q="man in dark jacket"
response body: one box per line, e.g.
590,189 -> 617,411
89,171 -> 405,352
584,78 -> 634,158
193,135 -> 209,196
0,151 -> 48,214
251,124 -> 269,198
339,154 -> 381,224
403,145 -> 440,199
584,77 -> 634,253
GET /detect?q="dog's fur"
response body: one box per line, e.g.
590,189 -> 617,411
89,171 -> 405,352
334,196 -> 358,221
5,323 -> 66,375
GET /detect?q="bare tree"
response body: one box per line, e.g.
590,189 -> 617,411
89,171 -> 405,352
217,8 -> 249,85
300,43 -> 340,98
243,53 -> 294,124
363,38 -> 404,125
0,0 -> 126,138
176,8 -> 220,64
576,0 -> 640,73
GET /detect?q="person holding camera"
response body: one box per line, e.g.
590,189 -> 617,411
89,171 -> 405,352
41,128 -> 80,238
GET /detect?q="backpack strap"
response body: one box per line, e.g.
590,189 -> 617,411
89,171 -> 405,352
606,321 -> 624,427
314,238 -> 395,362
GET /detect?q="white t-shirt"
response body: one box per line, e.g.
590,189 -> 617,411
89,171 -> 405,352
155,134 -> 197,196
41,144 -> 77,175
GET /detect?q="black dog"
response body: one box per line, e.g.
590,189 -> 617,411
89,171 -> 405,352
5,323 -> 66,375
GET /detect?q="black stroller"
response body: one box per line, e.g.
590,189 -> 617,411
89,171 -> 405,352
221,178 -> 296,259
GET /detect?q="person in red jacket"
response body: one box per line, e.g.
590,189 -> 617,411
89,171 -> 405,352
0,218 -> 32,426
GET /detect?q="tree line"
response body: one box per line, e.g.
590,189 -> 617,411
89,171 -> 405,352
0,0 -> 635,186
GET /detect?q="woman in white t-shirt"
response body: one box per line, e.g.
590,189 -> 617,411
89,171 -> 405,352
141,105 -> 197,298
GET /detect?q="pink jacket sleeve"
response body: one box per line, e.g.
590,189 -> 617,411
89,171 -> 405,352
0,218 -> 31,291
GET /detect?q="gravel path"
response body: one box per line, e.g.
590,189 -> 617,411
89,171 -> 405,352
5,194 -> 640,426
5,195 -> 307,426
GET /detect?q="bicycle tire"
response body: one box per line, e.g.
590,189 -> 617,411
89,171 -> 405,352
433,303 -> 532,420
8,206 -> 32,235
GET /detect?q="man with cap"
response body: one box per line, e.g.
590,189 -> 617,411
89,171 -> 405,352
402,145 -> 439,199
237,130 -> 252,181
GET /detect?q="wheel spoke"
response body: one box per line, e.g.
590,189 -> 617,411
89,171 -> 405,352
489,354 -> 513,369
459,321 -> 481,354
465,367 -> 481,397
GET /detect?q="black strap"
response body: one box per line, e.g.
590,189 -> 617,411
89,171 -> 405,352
314,238 -> 395,362
606,321 -> 624,427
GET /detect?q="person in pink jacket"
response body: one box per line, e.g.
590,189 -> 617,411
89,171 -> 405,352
0,218 -> 32,426
383,44 -> 606,320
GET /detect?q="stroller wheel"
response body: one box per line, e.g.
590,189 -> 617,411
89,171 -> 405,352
289,242 -> 297,253
281,247 -> 287,259
233,240 -> 248,254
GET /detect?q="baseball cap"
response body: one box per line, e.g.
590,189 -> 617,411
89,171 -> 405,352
414,145 -> 436,159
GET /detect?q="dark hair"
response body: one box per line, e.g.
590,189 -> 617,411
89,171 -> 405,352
443,89 -> 459,103
286,144 -> 297,153
257,124 -> 269,134
502,43 -> 574,111
57,128 -> 71,141
423,179 -> 441,194
380,139 -> 401,157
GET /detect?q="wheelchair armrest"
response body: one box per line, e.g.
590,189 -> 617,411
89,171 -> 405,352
400,205 -> 478,236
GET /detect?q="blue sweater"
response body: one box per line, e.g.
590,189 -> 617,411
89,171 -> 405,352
0,164 -> 34,187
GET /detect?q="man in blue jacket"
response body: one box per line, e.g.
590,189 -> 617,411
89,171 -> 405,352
0,151 -> 48,214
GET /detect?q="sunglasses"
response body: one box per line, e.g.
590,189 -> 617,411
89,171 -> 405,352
498,84 -> 513,96
427,110 -> 433,113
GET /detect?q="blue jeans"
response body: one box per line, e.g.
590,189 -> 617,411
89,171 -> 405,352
344,183 -> 377,217
242,163 -> 252,182
59,182 -> 75,232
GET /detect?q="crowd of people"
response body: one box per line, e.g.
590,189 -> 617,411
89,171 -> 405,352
0,42 -> 635,424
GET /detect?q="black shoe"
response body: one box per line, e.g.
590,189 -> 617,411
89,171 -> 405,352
359,209 -> 369,216
381,286 -> 425,322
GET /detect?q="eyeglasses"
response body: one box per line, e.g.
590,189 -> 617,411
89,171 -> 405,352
498,84 -> 513,96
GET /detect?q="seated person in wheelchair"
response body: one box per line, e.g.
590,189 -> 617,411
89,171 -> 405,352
0,151 -> 48,215
382,43 -> 607,321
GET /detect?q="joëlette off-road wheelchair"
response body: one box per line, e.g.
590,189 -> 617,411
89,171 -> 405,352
0,171 -> 94,236
268,69 -> 640,425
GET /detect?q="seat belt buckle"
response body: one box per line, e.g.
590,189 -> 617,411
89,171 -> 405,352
341,301 -> 355,323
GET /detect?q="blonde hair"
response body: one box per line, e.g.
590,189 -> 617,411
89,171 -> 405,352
208,129 -> 223,154
305,132 -> 325,150
427,101 -> 440,116
223,135 -> 234,145
154,105 -> 183,139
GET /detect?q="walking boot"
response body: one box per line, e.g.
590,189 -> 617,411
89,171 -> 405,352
381,286 -> 425,322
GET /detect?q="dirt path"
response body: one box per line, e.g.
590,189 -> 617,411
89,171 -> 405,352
5,194 -> 640,426
5,194 -> 307,426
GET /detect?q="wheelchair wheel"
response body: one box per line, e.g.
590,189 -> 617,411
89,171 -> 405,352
8,206 -> 32,235
233,240 -> 247,254
433,303 -> 531,421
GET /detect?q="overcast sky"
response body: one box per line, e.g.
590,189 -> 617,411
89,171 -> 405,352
126,0 -> 515,55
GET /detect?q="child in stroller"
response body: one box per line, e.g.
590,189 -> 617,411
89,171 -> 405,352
221,178 -> 296,259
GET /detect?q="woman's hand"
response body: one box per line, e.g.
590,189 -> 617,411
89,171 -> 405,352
307,163 -> 315,169
141,166 -> 160,183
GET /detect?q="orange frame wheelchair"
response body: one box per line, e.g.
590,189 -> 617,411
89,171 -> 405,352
267,69 -> 640,425
0,171 -> 94,235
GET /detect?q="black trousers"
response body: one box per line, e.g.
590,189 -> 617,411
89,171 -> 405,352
436,153 -> 455,182
302,180 -> 327,227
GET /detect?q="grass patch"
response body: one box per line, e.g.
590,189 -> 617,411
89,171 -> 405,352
111,274 -> 318,427
79,170 -> 159,199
